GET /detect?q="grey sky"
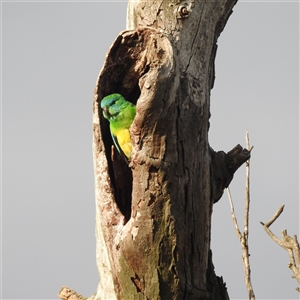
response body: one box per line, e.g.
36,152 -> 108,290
2,1 -> 299,300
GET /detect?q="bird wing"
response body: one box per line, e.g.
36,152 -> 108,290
111,131 -> 130,163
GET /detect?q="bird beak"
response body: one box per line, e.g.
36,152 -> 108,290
103,106 -> 110,117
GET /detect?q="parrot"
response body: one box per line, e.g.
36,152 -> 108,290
100,93 -> 136,162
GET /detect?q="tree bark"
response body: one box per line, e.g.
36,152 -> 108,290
92,1 -> 249,299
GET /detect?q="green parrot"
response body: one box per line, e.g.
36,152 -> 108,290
100,93 -> 136,162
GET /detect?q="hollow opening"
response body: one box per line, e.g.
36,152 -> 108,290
96,28 -> 155,223
99,82 -> 141,223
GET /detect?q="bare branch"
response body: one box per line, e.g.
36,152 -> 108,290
226,187 -> 242,240
244,130 -> 251,240
243,130 -> 255,300
226,130 -> 255,300
294,235 -> 300,271
260,204 -> 285,227
261,224 -> 284,247
261,206 -> 300,293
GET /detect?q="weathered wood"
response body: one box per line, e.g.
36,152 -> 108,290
261,206 -> 300,293
211,145 -> 251,203
91,1 -> 250,299
58,286 -> 87,300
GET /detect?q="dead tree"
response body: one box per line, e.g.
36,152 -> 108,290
90,1 -> 250,299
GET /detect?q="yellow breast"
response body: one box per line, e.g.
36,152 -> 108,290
115,128 -> 132,159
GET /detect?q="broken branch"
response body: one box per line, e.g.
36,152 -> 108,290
261,206 -> 300,292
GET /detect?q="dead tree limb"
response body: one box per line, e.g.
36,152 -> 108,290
210,144 -> 250,203
261,205 -> 300,293
226,130 -> 255,300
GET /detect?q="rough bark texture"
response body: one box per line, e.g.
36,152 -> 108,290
91,1 -> 250,299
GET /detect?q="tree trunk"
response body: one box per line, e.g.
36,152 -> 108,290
92,1 -> 249,299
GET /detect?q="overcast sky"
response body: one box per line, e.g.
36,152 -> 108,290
2,1 -> 299,300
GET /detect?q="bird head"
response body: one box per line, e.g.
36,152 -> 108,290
100,93 -> 127,121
